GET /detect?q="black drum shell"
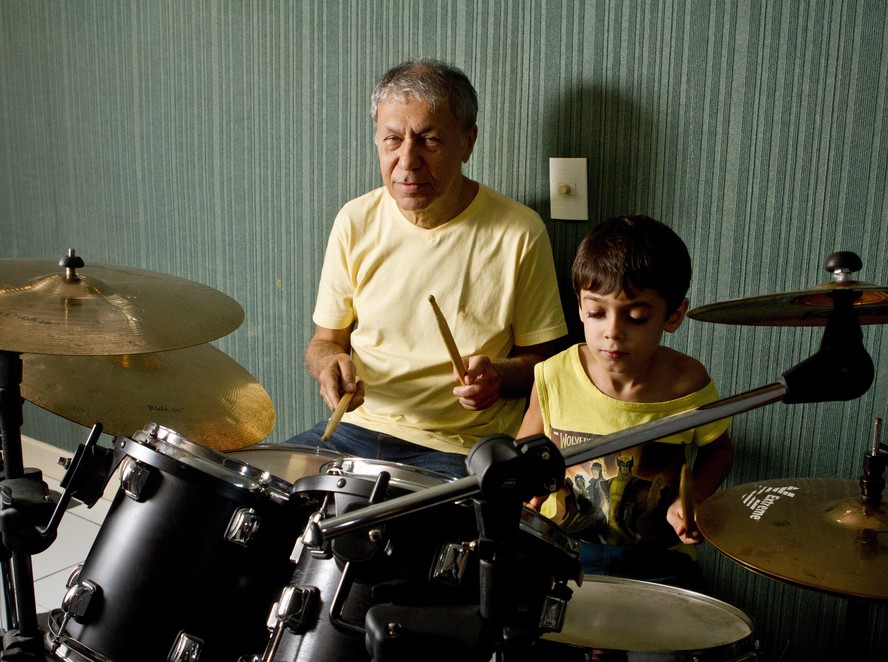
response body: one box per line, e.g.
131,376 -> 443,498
60,434 -> 305,661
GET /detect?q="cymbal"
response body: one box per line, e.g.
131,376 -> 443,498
688,251 -> 888,326
687,282 -> 888,326
22,344 -> 275,451
0,251 -> 244,355
697,478 -> 888,600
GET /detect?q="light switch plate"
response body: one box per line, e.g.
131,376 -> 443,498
549,157 -> 588,220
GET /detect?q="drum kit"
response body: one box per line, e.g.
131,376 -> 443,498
0,249 -> 883,660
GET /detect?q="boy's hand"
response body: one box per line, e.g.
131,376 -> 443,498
667,498 -> 702,545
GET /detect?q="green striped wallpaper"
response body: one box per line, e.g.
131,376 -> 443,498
1,1 -> 887,659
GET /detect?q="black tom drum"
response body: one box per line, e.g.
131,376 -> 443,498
45,424 -> 325,662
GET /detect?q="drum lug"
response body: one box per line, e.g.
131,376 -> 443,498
431,540 -> 476,586
119,456 -> 153,501
291,509 -> 331,562
168,631 -> 204,661
226,506 -> 261,546
537,582 -> 573,633
64,563 -> 83,589
46,579 -> 103,653
61,579 -> 102,624
255,585 -> 319,661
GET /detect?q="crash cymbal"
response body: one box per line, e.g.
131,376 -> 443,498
697,478 -> 888,600
0,250 -> 244,355
688,251 -> 888,326
22,344 -> 274,451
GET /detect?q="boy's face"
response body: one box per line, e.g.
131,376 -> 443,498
578,288 -> 687,377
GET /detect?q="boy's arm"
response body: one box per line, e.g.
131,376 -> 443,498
516,383 -> 545,439
668,432 -> 734,544
690,432 -> 734,500
516,384 -> 549,509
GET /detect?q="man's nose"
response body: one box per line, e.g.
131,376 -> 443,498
398,139 -> 422,170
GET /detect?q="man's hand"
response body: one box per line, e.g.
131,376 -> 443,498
452,355 -> 501,410
305,326 -> 364,412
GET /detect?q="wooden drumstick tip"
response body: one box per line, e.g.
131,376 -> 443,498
428,294 -> 466,386
321,390 -> 354,443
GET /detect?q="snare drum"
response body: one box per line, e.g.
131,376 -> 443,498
46,425 -> 334,662
536,575 -> 757,661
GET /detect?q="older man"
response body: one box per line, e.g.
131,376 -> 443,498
288,59 -> 566,477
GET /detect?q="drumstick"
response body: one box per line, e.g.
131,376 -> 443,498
679,461 -> 696,536
321,390 -> 354,443
428,294 -> 466,386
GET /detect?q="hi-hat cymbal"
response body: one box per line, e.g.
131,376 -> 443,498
697,478 -> 888,600
0,251 -> 244,355
22,344 -> 275,451
687,282 -> 888,326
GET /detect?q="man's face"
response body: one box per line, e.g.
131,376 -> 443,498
375,96 -> 477,227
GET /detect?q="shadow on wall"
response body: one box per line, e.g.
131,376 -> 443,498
527,84 -> 673,350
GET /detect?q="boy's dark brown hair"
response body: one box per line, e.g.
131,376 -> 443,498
571,215 -> 692,315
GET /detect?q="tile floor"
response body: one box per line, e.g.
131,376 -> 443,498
17,437 -> 112,616
31,475 -> 109,614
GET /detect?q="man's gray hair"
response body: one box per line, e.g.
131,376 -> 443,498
371,59 -> 478,133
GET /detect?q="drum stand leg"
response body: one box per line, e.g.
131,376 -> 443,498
0,350 -> 54,659
843,599 -> 872,661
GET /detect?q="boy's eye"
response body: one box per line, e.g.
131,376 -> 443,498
628,316 -> 651,325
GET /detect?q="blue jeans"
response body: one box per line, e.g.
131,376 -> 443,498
579,542 -> 709,594
285,421 -> 469,479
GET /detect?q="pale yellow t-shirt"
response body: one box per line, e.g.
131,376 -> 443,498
313,185 -> 567,453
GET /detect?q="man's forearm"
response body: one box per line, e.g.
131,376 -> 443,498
491,352 -> 548,398
305,338 -> 348,382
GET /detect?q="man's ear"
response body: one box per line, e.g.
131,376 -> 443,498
462,124 -> 479,162
665,298 -> 689,333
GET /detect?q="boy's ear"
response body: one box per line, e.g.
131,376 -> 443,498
665,298 -> 689,333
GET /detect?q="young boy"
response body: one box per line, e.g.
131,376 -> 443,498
518,215 -> 733,591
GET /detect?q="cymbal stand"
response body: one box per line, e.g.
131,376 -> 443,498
0,350 -> 43,658
844,418 -> 887,660
0,350 -> 113,660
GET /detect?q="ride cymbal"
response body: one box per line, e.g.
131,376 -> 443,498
697,478 -> 888,600
22,344 -> 275,451
688,251 -> 888,326
0,250 -> 244,355
687,283 -> 888,326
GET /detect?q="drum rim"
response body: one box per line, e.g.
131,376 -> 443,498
130,423 -> 293,498
320,456 -> 455,490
